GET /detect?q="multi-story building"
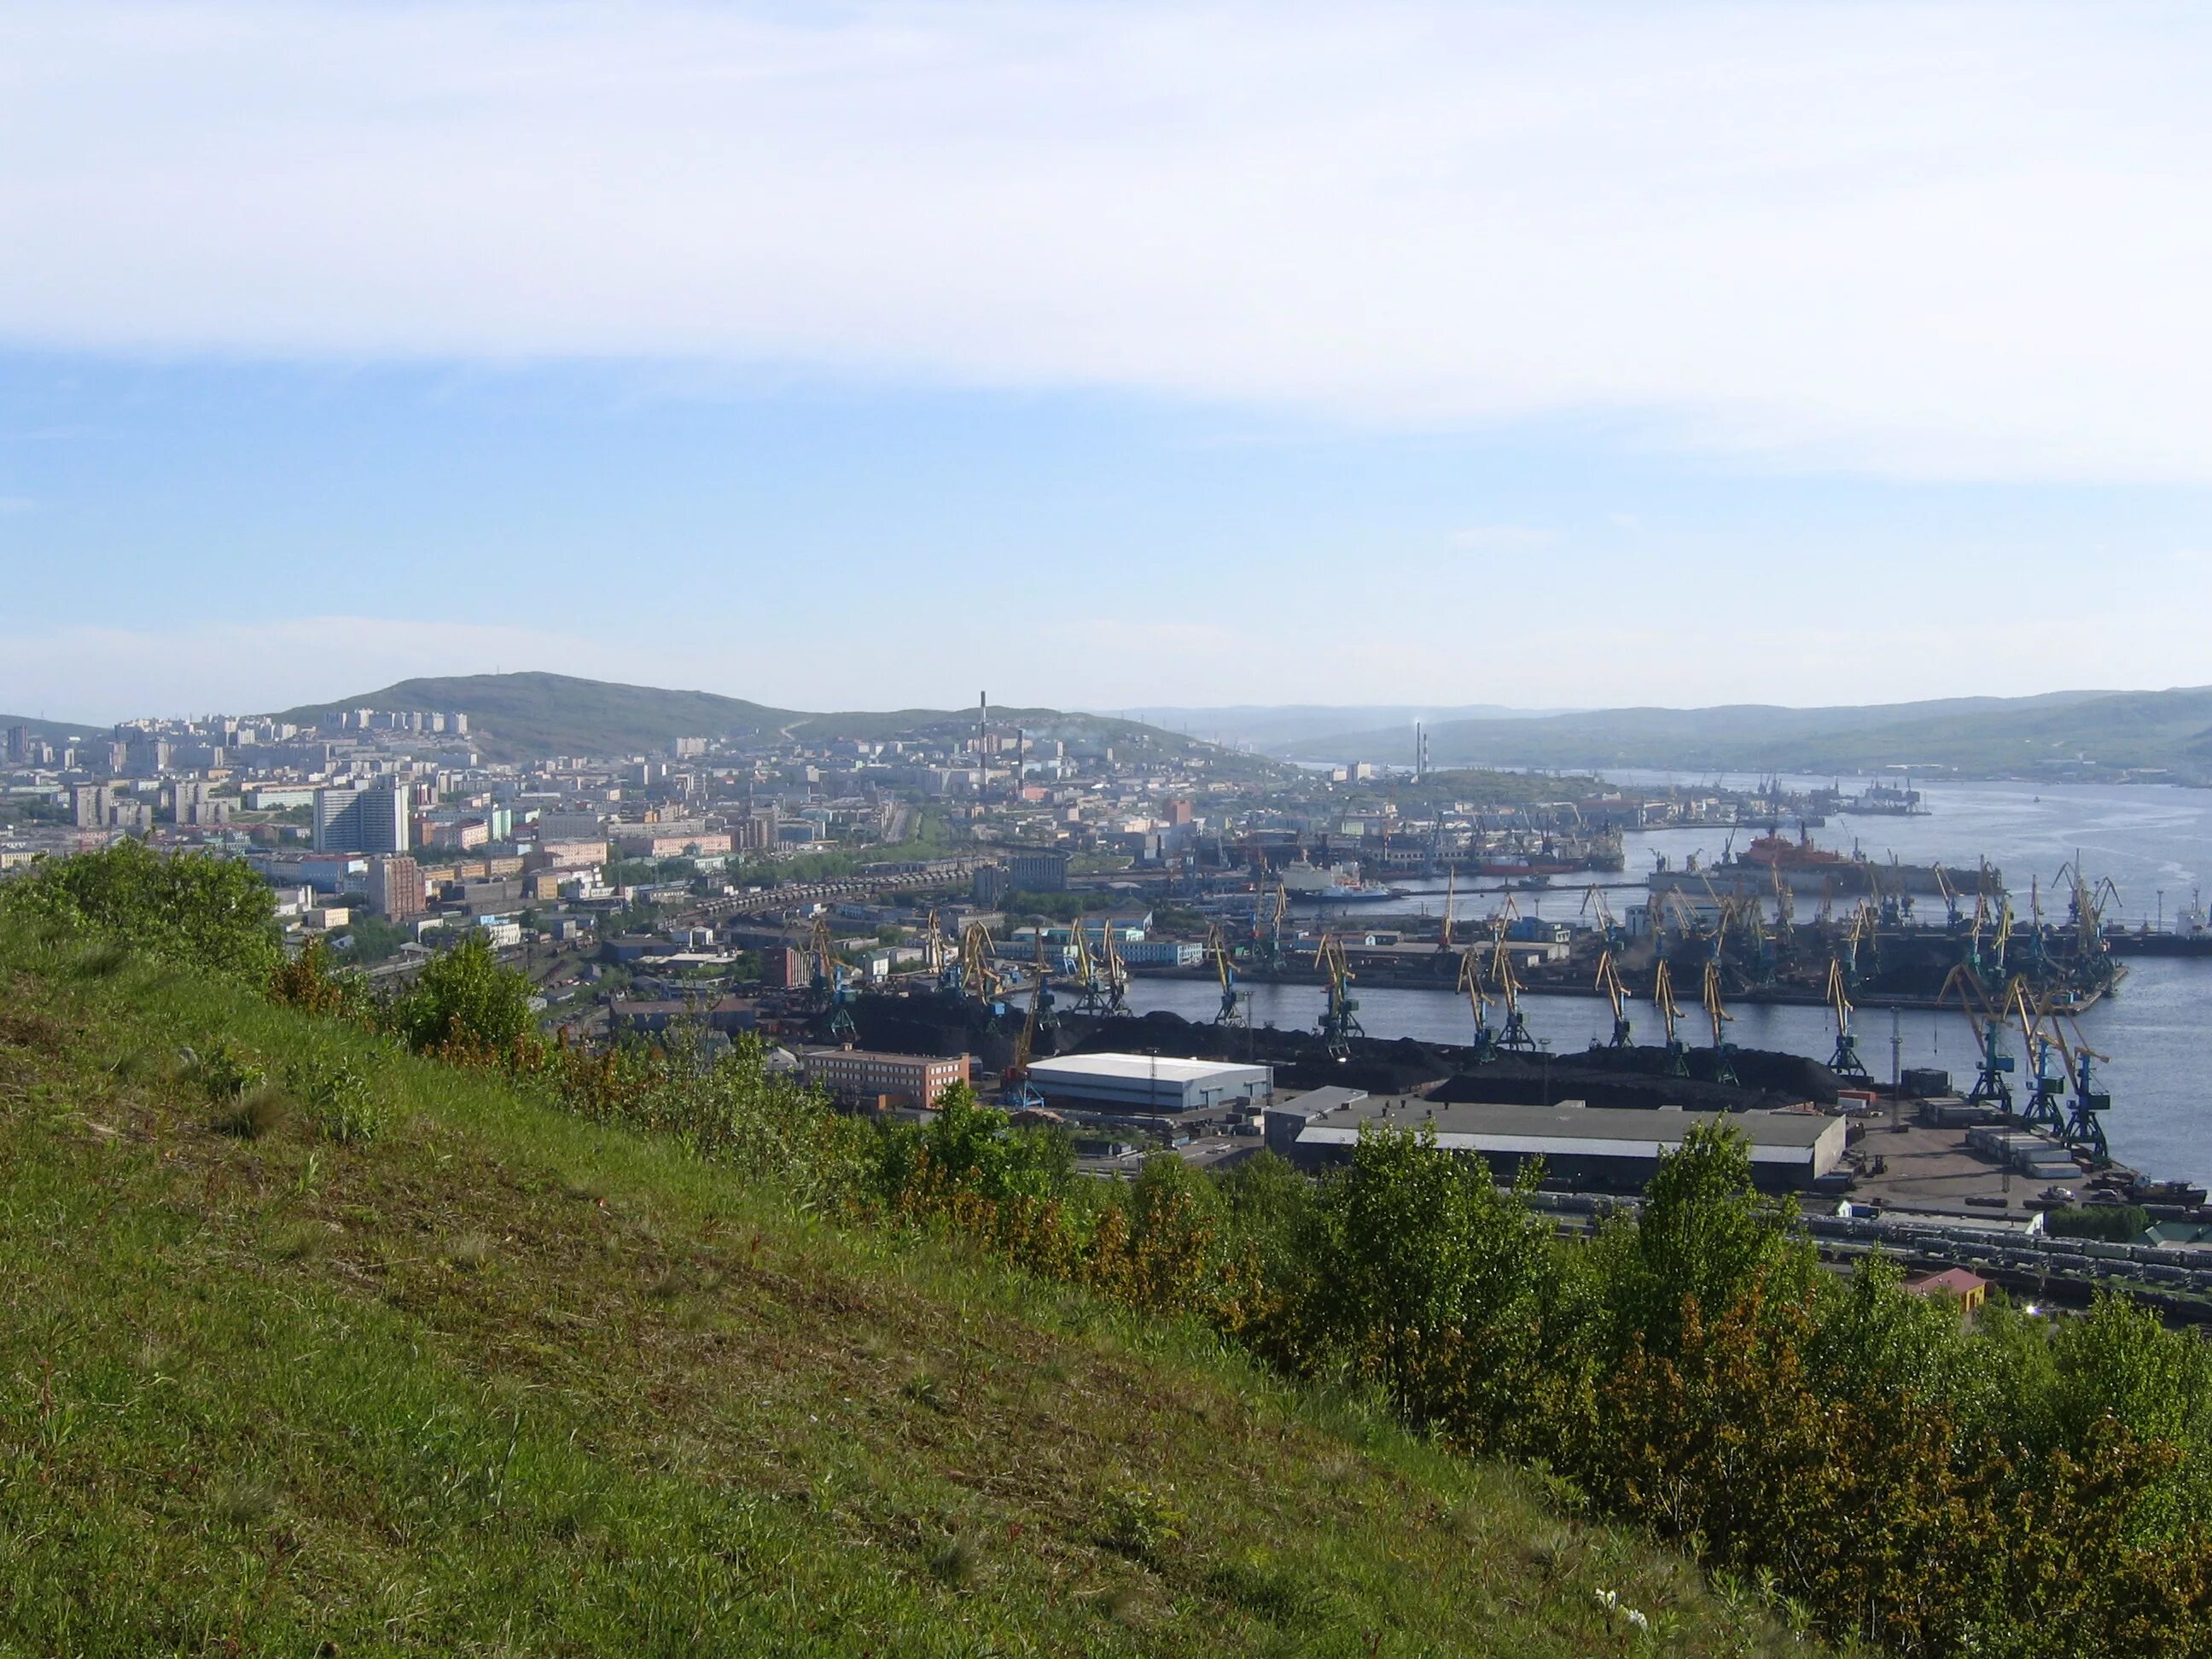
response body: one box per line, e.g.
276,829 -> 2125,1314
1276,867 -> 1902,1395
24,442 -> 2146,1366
313,785 -> 410,853
1007,848 -> 1069,893
799,1049 -> 970,1112
364,854 -> 426,921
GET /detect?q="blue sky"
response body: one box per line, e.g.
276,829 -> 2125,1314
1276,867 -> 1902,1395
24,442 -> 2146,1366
3,3 -> 2209,721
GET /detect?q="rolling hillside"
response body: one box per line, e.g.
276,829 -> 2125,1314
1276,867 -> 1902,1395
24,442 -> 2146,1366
1282,687 -> 2212,781
0,929 -> 1808,1657
274,672 -> 1266,767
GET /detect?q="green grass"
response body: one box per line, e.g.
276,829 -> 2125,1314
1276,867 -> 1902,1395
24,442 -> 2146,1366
0,933 -> 1820,1656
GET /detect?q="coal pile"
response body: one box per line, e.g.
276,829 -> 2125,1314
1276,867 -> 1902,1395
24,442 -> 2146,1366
844,991 -> 1841,1114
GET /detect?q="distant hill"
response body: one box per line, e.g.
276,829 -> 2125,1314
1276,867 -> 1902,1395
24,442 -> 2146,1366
0,713 -> 102,747
273,672 -> 1264,766
275,673 -> 795,760
1110,703 -> 1569,749
1280,687 -> 2212,782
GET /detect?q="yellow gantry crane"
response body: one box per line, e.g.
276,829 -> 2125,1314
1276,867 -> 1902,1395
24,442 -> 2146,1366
958,920 -> 1002,1005
1701,959 -> 1740,1086
1825,958 -> 1870,1078
1206,921 -> 1243,1027
1486,919 -> 1538,1052
1313,931 -> 1364,1062
1650,960 -> 1691,1076
1458,942 -> 1499,1062
1937,961 -> 2015,1113
1594,949 -> 1633,1049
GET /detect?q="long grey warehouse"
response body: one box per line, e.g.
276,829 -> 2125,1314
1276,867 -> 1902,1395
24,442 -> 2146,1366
1025,1053 -> 1272,1117
1270,1091 -> 1847,1193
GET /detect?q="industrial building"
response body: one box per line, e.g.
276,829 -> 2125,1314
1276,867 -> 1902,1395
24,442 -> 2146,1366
1025,1053 -> 1273,1121
1266,1090 -> 1847,1193
800,1048 -> 971,1112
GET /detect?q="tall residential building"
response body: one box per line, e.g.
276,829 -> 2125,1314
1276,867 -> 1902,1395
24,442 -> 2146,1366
364,854 -> 427,921
314,784 -> 410,853
72,784 -> 114,829
3,724 -> 28,764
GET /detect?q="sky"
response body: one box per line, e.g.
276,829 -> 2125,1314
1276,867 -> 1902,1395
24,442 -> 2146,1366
2,1 -> 2209,723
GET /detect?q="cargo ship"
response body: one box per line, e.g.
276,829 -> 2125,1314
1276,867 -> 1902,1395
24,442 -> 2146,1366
1649,831 -> 1999,899
1275,859 -> 1400,904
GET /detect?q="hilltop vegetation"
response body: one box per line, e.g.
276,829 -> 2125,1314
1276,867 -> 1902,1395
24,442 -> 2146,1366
12,847 -> 2212,1655
1284,686 -> 2212,782
271,672 -> 1263,768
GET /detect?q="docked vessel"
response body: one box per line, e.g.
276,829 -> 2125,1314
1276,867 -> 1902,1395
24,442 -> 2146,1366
1650,831 -> 1998,899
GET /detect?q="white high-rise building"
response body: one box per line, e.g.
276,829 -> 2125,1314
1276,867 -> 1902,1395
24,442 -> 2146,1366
313,785 -> 410,853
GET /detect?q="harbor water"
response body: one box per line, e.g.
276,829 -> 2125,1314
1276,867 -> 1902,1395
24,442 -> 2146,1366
1139,778 -> 2212,1185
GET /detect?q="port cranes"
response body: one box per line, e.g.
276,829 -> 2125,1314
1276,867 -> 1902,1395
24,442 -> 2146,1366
2007,977 -> 2067,1133
1937,963 -> 2015,1115
1594,950 -> 1633,1050
808,917 -> 858,1047
1458,944 -> 1500,1062
1001,932 -> 1055,1111
1701,960 -> 1741,1087
1070,914 -> 1126,1017
1207,922 -> 1244,1027
1650,960 -> 1692,1077
1314,932 -> 1364,1062
958,921 -> 1002,1006
1486,922 -> 1540,1054
1825,958 -> 1871,1080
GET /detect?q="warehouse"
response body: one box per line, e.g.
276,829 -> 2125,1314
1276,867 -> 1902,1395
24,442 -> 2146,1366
1269,1091 -> 1846,1193
1025,1053 -> 1273,1120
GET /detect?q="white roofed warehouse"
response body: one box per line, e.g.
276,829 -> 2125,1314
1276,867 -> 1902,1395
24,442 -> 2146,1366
1268,1092 -> 1847,1195
1024,1053 -> 1272,1121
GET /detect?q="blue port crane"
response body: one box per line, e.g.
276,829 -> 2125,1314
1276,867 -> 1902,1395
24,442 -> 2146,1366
1825,958 -> 1871,1080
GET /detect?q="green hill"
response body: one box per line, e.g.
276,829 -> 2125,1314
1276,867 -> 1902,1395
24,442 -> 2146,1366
274,672 -> 796,759
0,932 -> 1800,1656
0,712 -> 104,748
1284,687 -> 2212,781
272,672 -> 1275,771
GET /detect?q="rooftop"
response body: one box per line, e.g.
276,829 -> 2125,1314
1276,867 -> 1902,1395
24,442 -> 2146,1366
1027,1053 -> 1269,1084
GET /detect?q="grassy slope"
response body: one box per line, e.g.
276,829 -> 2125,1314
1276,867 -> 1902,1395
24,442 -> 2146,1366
0,940 -> 1816,1658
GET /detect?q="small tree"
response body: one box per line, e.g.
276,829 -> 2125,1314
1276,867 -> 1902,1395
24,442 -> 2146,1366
392,933 -> 537,1055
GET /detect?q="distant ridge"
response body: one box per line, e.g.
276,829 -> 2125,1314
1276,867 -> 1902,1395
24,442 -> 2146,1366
1278,687 -> 2212,781
272,672 -> 1245,764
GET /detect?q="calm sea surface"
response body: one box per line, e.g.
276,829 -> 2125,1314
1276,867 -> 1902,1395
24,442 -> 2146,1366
1128,777 -> 2212,1184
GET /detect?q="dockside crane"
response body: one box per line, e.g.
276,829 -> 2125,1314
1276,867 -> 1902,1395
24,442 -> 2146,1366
1487,925 -> 1539,1054
1071,914 -> 1111,1016
1594,950 -> 1633,1050
2045,1015 -> 2115,1166
1938,963 -> 2015,1115
1825,958 -> 1870,1079
958,921 -> 1003,1008
1098,920 -> 1129,1016
1701,959 -> 1741,1087
1650,961 -> 1692,1077
2008,978 -> 2067,1133
1580,885 -> 1625,953
1458,945 -> 1500,1062
1001,932 -> 1056,1111
1314,932 -> 1364,1062
1207,923 -> 1244,1027
808,916 -> 858,1047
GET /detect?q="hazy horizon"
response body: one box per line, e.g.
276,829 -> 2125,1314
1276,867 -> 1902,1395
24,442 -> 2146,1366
3,3 -> 2208,717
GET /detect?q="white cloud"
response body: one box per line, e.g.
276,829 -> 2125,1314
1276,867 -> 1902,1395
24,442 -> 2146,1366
3,3 -> 2212,480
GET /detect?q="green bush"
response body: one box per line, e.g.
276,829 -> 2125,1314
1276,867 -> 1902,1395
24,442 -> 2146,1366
390,933 -> 536,1054
2046,1204 -> 2151,1243
0,841 -> 279,980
